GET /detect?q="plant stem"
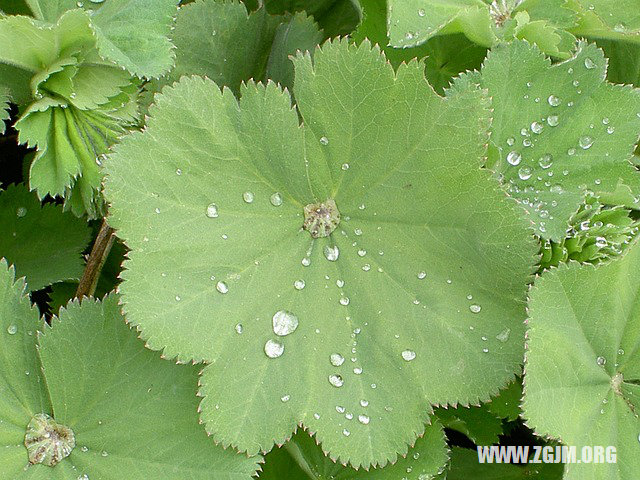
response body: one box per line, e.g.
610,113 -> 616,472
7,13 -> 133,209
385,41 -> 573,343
75,219 -> 115,300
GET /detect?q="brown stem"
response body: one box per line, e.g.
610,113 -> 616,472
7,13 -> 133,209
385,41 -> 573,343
75,219 -> 115,300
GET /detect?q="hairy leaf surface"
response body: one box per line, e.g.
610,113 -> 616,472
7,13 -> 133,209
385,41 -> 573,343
524,241 -> 640,480
474,40 -> 640,241
0,262 -> 259,479
104,40 -> 538,467
0,184 -> 90,291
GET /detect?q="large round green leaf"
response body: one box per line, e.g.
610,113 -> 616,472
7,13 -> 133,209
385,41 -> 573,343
104,40 -> 537,467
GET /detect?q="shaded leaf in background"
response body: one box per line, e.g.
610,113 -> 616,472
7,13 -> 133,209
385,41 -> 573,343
435,405 -> 503,446
0,184 -> 90,291
104,40 -> 537,467
258,423 -> 447,479
168,0 -> 322,96
597,38 -> 640,87
524,240 -> 640,480
0,261 -> 259,479
352,0 -> 487,94
472,40 -> 640,241
486,378 -> 522,422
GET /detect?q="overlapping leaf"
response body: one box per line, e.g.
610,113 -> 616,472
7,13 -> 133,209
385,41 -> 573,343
259,423 -> 447,479
0,260 -> 259,479
470,40 -> 640,241
104,40 -> 538,466
524,240 -> 640,480
0,184 -> 90,291
168,0 -> 323,96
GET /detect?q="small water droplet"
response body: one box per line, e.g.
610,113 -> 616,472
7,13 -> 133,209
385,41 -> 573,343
358,414 -> 370,425
313,413 -> 320,419
579,136 -> 593,149
469,304 -> 482,313
7,324 -> 17,335
482,348 -> 489,353
341,163 -> 350,171
360,399 -> 369,407
584,57 -> 596,69
595,237 -> 608,248
329,374 -> 344,387
264,339 -> 284,358
496,328 -> 511,342
319,136 -> 329,145
281,394 -> 290,402
294,280 -> 305,290
518,167 -> 532,180
354,367 -> 363,374
568,148 -> 576,156
101,450 -> 108,457
175,295 -> 181,302
357,249 -> 367,257
418,8 -> 425,16
330,353 -> 345,366
339,297 -> 350,306
216,281 -> 228,294
301,257 -> 311,267
176,168 -> 182,176
206,203 -> 219,218
272,310 -> 299,336
342,428 -> 350,437
547,115 -> 559,127
596,356 -> 606,366
607,125 -> 615,134
417,271 -> 426,279
538,154 -> 553,169
235,323 -> 243,334
506,137 -> 515,146
324,245 -> 340,261
402,350 -> 416,361
507,151 -> 522,166
16,207 -> 27,217
531,122 -> 543,134
548,95 -> 561,107
270,193 -> 283,206
243,191 -> 254,203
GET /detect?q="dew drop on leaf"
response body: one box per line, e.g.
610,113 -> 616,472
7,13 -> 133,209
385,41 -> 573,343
496,328 -> 511,342
324,245 -> 340,261
270,193 -> 283,206
358,414 -> 370,425
417,271 -> 426,279
579,136 -> 594,149
507,151 -> 522,166
354,367 -> 363,375
329,374 -> 344,387
235,324 -> 243,334
531,122 -> 543,134
584,57 -> 596,69
547,115 -> 559,127
469,304 -> 482,313
272,310 -> 299,336
319,136 -> 329,145
342,428 -> 350,437
7,324 -> 17,335
538,154 -> 553,169
357,249 -> 367,257
418,8 -> 425,16
341,163 -> 350,171
264,339 -> 284,358
242,191 -> 254,203
280,394 -> 290,402
339,297 -> 350,306
301,257 -> 311,267
294,280 -> 305,290
16,207 -> 27,217
206,203 -> 219,218
330,353 -> 345,366
360,399 -> 369,407
548,95 -> 561,107
596,356 -> 606,366
518,167 -> 532,180
402,350 -> 416,361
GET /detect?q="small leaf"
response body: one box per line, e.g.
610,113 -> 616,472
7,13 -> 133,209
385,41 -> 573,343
473,40 -> 640,241
104,41 -> 538,466
0,184 -> 91,291
524,241 -> 640,480
259,422 -> 447,479
0,261 -> 260,479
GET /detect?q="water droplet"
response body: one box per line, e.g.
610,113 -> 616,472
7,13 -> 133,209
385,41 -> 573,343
518,167 -> 532,181
584,57 -> 596,69
506,137 -> 515,146
339,297 -> 350,306
320,136 -> 329,145
342,428 -> 350,437
216,281 -> 228,294
360,399 -> 369,407
301,257 -> 311,267
531,122 -> 543,134
281,394 -> 290,402
496,328 -> 511,342
607,125 -> 615,134
547,115 -> 559,127
357,249 -> 367,257
175,295 -> 181,302
313,413 -> 320,420
294,280 -> 306,290
482,348 -> 489,353
418,8 -> 425,16
618,348 -> 625,355
469,304 -> 482,313
175,168 -> 182,176
270,193 -> 283,206
341,163 -> 350,171
595,237 -> 608,248
272,310 -> 299,336
358,414 -> 370,425
206,203 -> 219,218
329,374 -> 344,387
417,271 -> 426,279
7,324 -> 17,335
264,339 -> 284,358
354,367 -> 363,374
402,350 -> 416,361
548,95 -> 561,107
362,264 -> 371,271
579,136 -> 593,149
242,191 -> 254,203
324,245 -> 340,261
16,207 -> 27,217
330,353 -> 345,366
538,154 -> 553,169
235,324 -> 243,334
101,450 -> 108,457
596,356 -> 606,366
568,148 -> 576,156
507,151 -> 522,166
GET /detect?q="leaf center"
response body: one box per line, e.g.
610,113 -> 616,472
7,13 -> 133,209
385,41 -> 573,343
24,413 -> 76,467
302,199 -> 340,238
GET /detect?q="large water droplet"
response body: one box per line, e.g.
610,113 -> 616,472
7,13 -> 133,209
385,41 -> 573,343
531,122 -> 543,134
469,304 -> 482,313
242,191 -> 254,203
330,353 -> 345,366
547,115 -> 559,127
324,245 -> 340,261
294,280 -> 305,290
265,339 -> 284,358
329,374 -> 344,388
272,310 -> 299,336
7,324 -> 17,335
584,57 -> 597,69
579,136 -> 593,149
507,151 -> 522,166
548,95 -> 561,107
270,193 -> 283,206
206,204 -> 219,218
402,350 -> 416,361
216,281 -> 228,294
358,414 -> 370,425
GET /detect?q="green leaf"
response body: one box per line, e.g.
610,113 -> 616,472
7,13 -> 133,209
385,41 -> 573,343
444,447 -> 564,479
169,0 -> 322,96
90,0 -> 179,78
352,0 -> 487,94
259,422 -> 447,479
435,405 -> 503,445
104,40 -> 538,467
0,0 -> 32,15
0,184 -> 90,291
569,0 -> 640,42
597,38 -> 640,87
524,240 -> 640,480
0,261 -> 259,479
25,0 -> 76,22
473,40 -> 640,241
486,378 -> 522,422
